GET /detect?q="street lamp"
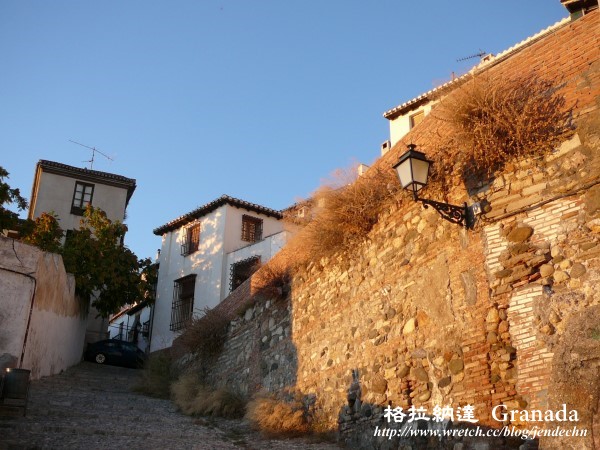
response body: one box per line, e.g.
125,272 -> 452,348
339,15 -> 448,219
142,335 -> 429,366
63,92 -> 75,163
393,144 -> 474,228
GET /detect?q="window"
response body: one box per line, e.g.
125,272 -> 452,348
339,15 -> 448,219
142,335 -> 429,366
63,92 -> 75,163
181,223 -> 200,256
230,256 -> 261,292
409,110 -> 425,129
141,320 -> 150,337
170,274 -> 196,331
241,215 -> 263,242
71,181 -> 94,215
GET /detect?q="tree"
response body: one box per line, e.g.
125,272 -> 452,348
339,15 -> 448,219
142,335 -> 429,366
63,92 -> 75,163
0,166 -> 28,231
61,206 -> 152,317
21,212 -> 63,253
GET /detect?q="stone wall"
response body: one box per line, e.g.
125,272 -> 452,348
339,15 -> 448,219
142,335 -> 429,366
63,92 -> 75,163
196,11 -> 600,449
285,122 -> 600,448
205,293 -> 297,396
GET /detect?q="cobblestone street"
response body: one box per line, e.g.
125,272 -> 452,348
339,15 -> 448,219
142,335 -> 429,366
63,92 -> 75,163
0,363 -> 341,450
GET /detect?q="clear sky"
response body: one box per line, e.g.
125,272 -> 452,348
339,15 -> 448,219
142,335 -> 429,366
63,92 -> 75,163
0,1 -> 568,260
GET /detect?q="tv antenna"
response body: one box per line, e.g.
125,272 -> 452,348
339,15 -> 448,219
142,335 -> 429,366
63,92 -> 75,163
69,140 -> 114,169
457,49 -> 487,62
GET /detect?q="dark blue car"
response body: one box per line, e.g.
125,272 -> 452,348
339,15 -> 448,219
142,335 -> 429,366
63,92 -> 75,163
84,339 -> 146,368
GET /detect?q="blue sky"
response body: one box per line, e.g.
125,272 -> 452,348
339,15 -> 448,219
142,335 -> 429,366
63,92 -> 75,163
0,1 -> 568,260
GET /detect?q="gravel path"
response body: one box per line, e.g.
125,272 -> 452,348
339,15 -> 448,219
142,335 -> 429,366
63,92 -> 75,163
0,362 -> 341,450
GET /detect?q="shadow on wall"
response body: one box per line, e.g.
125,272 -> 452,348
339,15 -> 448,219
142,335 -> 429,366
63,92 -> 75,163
171,253 -> 299,398
546,305 -> 600,450
338,369 -> 534,450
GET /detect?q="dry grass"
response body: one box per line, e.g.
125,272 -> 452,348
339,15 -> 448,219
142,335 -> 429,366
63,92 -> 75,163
252,253 -> 292,300
241,165 -> 400,294
245,392 -> 310,437
171,373 -> 246,418
432,72 -> 574,181
281,165 -> 400,267
133,351 -> 177,399
171,373 -> 246,419
177,306 -> 229,359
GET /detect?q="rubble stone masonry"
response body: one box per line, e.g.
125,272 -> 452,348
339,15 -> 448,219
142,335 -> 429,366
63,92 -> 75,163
201,10 -> 599,449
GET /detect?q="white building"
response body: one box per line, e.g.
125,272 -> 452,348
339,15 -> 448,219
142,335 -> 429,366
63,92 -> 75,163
29,160 -> 136,234
108,300 -> 153,353
380,11 -> 582,154
150,195 -> 288,352
28,160 -> 137,345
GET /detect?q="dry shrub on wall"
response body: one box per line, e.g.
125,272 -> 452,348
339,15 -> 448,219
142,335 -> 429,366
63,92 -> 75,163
432,72 -> 574,181
242,164 -> 400,292
171,373 -> 246,419
245,391 -> 310,437
252,253 -> 292,299
177,306 -> 229,359
294,165 -> 401,263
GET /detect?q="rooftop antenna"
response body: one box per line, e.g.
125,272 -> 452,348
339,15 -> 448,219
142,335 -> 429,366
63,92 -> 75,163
457,49 -> 487,62
69,140 -> 114,169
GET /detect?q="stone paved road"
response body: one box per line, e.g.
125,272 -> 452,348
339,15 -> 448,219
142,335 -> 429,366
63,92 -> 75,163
0,362 -> 341,450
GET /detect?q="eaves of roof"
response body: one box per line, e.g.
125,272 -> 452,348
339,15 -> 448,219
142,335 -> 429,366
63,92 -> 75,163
36,160 -> 137,204
153,194 -> 283,235
382,17 -> 571,120
109,300 -> 150,323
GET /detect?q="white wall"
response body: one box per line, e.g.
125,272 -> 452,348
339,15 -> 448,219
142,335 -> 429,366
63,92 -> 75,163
86,305 -> 109,345
0,269 -> 32,371
221,205 -> 284,254
0,237 -> 86,380
223,230 -> 290,298
108,305 -> 152,353
151,206 -> 227,351
31,171 -> 129,230
388,102 -> 436,146
150,204 -> 285,352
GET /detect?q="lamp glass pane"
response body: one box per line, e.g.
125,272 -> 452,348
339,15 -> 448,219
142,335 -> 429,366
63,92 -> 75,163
411,158 -> 430,188
395,158 -> 414,188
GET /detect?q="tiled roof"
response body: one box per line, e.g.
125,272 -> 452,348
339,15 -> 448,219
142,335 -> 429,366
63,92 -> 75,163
38,160 -> 136,185
153,195 -> 283,235
382,17 -> 571,120
36,159 -> 137,204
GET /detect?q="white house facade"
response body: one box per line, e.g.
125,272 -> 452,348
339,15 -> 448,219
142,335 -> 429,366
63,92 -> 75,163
29,160 -> 136,233
150,195 -> 286,352
27,160 -> 137,345
108,300 -> 153,354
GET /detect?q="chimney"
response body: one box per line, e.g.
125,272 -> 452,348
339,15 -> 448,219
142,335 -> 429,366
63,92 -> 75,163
380,140 -> 391,156
357,164 -> 370,177
560,0 -> 598,19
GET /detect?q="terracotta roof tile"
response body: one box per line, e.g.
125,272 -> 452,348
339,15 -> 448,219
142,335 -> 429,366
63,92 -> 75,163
153,195 -> 283,235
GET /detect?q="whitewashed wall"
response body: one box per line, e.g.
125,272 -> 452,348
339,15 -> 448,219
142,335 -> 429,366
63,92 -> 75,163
150,203 -> 285,352
151,206 -> 227,351
388,102 -> 436,146
109,304 -> 153,353
30,171 -> 129,229
222,230 -> 290,298
0,237 -> 86,380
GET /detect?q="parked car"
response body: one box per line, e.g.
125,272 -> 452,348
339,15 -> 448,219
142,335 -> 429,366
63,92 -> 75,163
84,339 -> 146,369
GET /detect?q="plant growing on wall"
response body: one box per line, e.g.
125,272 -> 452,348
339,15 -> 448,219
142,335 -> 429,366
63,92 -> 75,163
178,306 -> 229,359
0,166 -> 28,231
431,73 -> 574,181
289,165 -> 401,264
